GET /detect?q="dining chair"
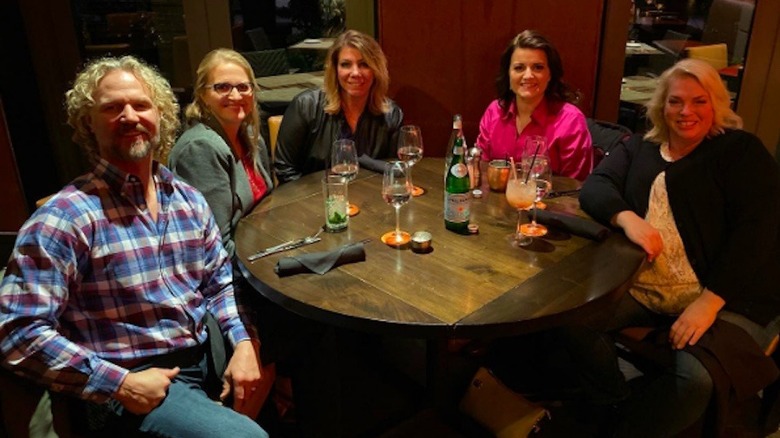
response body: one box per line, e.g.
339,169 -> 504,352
701,0 -> 755,65
35,194 -> 54,209
267,115 -> 283,160
586,118 -> 632,168
245,27 -> 272,51
685,43 -> 729,71
267,115 -> 283,186
243,49 -> 291,78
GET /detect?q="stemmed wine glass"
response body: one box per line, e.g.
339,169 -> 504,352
381,160 -> 412,247
397,125 -> 425,197
331,139 -> 360,216
505,164 -> 537,247
519,135 -> 551,238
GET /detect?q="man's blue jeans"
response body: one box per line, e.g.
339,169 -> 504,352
100,352 -> 269,438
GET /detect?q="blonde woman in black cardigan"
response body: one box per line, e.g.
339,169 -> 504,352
573,58 -> 780,437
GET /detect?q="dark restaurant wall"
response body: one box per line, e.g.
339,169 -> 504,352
1,0 -> 85,224
377,0 -> 605,159
0,98 -> 29,232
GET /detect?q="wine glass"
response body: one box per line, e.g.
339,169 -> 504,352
505,167 -> 537,247
519,136 -> 551,238
381,160 -> 412,247
397,125 -> 425,197
331,139 -> 359,216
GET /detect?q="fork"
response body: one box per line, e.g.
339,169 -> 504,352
247,226 -> 325,262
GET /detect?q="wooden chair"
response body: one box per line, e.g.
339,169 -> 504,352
35,195 -> 54,209
267,115 -> 283,186
267,115 -> 283,161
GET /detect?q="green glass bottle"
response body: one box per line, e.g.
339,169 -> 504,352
444,114 -> 464,176
444,137 -> 470,233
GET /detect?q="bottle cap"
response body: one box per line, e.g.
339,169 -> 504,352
468,224 -> 479,234
472,189 -> 483,198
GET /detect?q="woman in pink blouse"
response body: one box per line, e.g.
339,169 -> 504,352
476,30 -> 593,181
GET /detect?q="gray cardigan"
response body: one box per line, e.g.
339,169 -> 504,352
169,121 -> 274,259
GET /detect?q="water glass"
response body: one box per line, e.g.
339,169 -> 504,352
323,175 -> 348,232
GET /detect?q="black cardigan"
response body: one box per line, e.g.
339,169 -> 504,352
580,130 -> 780,325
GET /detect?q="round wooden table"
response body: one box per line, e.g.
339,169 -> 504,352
236,158 -> 645,339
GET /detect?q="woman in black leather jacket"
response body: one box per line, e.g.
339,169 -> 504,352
274,30 -> 403,183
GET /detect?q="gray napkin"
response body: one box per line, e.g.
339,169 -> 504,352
358,154 -> 387,173
534,210 -> 611,241
274,242 -> 366,277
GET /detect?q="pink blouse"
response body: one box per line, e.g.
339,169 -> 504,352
476,98 -> 593,181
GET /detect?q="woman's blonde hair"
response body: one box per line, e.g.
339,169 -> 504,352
185,48 -> 261,167
323,30 -> 391,115
644,58 -> 742,144
65,56 -> 180,163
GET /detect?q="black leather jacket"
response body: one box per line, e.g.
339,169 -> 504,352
273,89 -> 404,183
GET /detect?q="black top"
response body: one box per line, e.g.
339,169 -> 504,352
580,130 -> 780,325
273,89 -> 404,183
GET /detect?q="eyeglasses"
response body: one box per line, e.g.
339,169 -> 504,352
207,82 -> 254,96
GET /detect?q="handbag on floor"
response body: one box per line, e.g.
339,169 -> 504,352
459,367 -> 549,437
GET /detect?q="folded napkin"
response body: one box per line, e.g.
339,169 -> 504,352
358,154 -> 387,173
275,242 -> 366,277
534,210 -> 611,241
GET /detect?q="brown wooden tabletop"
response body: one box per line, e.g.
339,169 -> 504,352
236,158 -> 645,339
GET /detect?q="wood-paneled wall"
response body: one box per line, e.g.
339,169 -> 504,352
377,0 -> 604,159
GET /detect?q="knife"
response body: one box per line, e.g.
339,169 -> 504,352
247,237 -> 322,262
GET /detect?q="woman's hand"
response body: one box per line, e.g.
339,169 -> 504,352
613,210 -> 663,262
670,289 -> 725,349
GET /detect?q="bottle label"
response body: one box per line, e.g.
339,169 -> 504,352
444,192 -> 470,223
449,163 -> 468,178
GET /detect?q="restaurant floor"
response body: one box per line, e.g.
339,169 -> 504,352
256,333 -> 576,437
260,331 -> 779,438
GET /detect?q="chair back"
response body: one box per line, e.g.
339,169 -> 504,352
686,43 -> 729,70
267,115 -> 283,186
245,27 -> 272,50
243,49 -> 290,78
702,0 -> 755,64
267,115 -> 283,161
586,118 -> 632,167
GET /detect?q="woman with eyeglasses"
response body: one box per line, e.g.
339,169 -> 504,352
171,49 -> 273,258
168,48 -> 275,419
273,29 -> 404,183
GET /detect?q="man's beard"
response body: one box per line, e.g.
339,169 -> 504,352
126,137 -> 152,160
112,123 -> 158,161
